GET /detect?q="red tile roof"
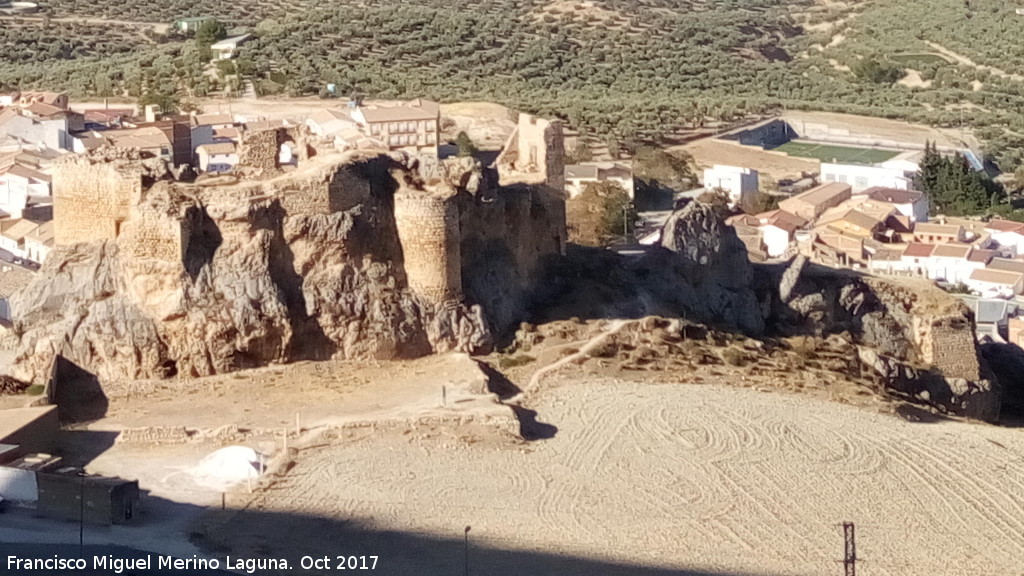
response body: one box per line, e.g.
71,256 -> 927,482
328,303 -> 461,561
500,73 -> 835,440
902,243 -> 935,258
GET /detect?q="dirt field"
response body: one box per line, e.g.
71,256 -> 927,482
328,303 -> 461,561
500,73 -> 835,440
199,376 -> 1024,576
674,138 -> 820,182
780,110 -> 971,149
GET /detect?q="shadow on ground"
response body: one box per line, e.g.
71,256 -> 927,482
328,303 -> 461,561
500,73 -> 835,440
1,493 -> 761,576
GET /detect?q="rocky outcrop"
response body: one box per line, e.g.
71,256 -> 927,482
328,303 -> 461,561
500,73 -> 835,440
762,259 -> 999,420
10,151 -> 504,384
658,201 -> 765,335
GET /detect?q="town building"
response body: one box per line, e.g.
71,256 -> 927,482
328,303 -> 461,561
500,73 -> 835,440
350,100 -> 440,158
926,243 -> 975,284
565,161 -> 634,199
0,218 -> 44,260
728,209 -> 807,258
306,109 -> 358,139
820,163 -> 911,193
912,222 -> 965,244
196,142 -> 239,173
984,219 -> 1024,256
173,16 -> 217,33
23,220 -> 53,264
0,108 -> 75,151
702,165 -> 758,207
857,187 -> 928,223
965,298 -> 1019,342
210,34 -> 252,60
965,268 -> 1024,298
0,164 -> 50,217
190,112 -> 239,158
899,242 -> 936,277
778,182 -> 852,221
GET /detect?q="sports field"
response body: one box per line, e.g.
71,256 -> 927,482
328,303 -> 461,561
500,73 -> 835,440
773,141 -> 901,165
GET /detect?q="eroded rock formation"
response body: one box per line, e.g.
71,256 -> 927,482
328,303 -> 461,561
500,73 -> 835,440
11,119 -> 566,384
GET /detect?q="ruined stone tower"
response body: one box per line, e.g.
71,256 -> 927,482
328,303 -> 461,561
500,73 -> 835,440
393,192 -> 463,303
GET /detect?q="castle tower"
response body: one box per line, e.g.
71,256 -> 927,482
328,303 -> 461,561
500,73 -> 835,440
393,192 -> 462,303
53,152 -> 142,246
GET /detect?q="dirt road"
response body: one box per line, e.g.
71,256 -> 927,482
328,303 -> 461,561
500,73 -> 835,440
203,377 -> 1024,576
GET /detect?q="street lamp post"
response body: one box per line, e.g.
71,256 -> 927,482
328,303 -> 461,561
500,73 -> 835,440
78,473 -> 85,557
463,526 -> 471,576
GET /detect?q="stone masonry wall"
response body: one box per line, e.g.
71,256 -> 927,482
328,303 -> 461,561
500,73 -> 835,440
915,315 -> 981,380
394,192 -> 462,303
53,153 -> 141,246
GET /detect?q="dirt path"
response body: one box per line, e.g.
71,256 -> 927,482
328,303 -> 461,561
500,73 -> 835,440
204,377 -> 1024,575
925,41 -> 1024,82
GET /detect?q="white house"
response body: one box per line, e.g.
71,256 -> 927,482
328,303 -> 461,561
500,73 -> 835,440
23,220 -> 53,264
0,218 -> 40,259
190,112 -> 238,156
565,162 -> 634,199
966,268 -> 1024,298
703,165 -> 758,206
926,243 -> 974,284
196,142 -> 238,173
306,109 -> 358,139
898,242 -> 935,276
727,209 -> 807,258
820,163 -> 911,193
0,164 -> 49,218
984,219 -> 1024,256
0,109 -> 72,151
858,187 -> 928,223
210,34 -> 252,60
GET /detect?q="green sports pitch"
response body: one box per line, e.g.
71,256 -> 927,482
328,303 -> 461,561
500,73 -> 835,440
771,141 -> 901,165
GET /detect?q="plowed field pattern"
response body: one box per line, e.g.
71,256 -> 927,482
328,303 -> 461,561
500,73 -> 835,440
250,380 -> 1024,575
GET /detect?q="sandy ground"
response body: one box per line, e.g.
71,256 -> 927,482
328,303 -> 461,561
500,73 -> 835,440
95,354 -> 510,433
199,375 -> 1024,576
898,69 -> 932,89
674,139 -> 819,182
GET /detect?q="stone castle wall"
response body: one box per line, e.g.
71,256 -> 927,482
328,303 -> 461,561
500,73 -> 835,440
53,152 -> 141,246
394,192 -> 462,303
915,315 -> 980,380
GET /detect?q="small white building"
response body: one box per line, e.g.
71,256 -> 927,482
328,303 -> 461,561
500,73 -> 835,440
703,165 -> 758,206
210,34 -> 252,60
23,220 -> 53,264
966,268 -> 1024,298
857,187 -> 928,223
565,162 -> 634,199
984,220 -> 1024,256
820,163 -> 911,193
926,243 -> 974,284
728,209 -> 807,258
0,218 -> 40,259
196,142 -> 238,174
0,164 -> 49,218
306,109 -> 358,139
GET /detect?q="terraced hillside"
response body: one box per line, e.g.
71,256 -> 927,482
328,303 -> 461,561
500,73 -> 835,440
6,0 -> 1024,167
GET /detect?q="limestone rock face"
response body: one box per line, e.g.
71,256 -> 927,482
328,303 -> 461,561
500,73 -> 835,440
659,202 -> 764,335
10,153 -> 501,384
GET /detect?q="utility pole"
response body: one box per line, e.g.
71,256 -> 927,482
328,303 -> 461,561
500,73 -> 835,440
842,522 -> 857,576
79,473 -> 85,557
463,526 -> 471,576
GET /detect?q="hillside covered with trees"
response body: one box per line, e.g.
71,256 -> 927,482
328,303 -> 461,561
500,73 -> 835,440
5,0 -> 1024,170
